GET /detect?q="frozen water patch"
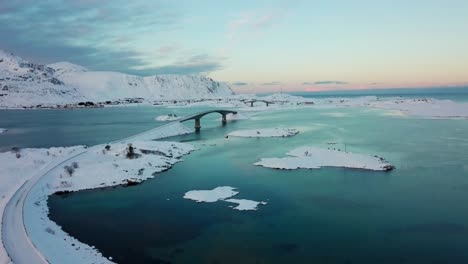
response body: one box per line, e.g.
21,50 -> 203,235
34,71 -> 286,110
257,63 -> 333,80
225,199 -> 268,211
184,187 -> 268,211
255,146 -> 394,171
183,186 -> 238,202
228,128 -> 299,138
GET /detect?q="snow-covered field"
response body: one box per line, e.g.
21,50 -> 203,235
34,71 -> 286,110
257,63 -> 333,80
183,187 -> 268,211
255,146 -> 394,171
228,128 -> 299,138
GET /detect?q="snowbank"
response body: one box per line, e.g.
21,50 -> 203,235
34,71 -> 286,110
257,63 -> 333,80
228,128 -> 299,138
255,146 -> 394,171
154,114 -> 180,121
183,186 -> 239,203
224,199 -> 268,211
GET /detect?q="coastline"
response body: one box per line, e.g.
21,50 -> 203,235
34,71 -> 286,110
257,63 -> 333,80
1,93 -> 468,263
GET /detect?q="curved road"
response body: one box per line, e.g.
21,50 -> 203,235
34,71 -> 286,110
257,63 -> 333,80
2,150 -> 87,264
1,109 -> 237,264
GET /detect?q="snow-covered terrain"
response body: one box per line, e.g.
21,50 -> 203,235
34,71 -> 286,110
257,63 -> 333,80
0,49 -> 234,108
0,146 -> 86,264
228,128 -> 299,138
1,118 -> 197,264
255,146 -> 394,171
18,140 -> 195,264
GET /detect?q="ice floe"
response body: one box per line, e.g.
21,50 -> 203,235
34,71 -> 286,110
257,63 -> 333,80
184,187 -> 268,211
255,146 -> 394,171
224,199 -> 268,211
183,186 -> 239,202
228,128 -> 299,138
0,128 -> 6,134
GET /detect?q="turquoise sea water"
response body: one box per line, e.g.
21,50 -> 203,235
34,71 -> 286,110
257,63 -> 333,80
1,90 -> 468,263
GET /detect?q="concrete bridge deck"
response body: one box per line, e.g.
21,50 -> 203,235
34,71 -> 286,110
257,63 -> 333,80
179,109 -> 238,132
243,99 -> 274,107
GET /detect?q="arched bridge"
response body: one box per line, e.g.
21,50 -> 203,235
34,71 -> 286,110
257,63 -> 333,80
179,109 -> 238,132
244,99 -> 274,107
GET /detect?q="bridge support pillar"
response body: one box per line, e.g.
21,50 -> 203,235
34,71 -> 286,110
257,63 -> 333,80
222,114 -> 227,125
250,102 -> 254,107
195,118 -> 201,132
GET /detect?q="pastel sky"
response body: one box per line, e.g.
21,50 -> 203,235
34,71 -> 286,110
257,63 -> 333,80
1,0 -> 467,92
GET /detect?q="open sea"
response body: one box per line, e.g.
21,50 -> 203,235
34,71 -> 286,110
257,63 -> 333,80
2,87 -> 468,264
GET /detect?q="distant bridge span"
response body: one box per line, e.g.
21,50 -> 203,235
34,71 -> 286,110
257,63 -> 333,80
179,109 -> 238,132
243,99 -> 274,107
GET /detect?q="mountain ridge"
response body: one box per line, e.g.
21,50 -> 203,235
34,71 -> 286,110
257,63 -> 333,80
0,50 -> 234,108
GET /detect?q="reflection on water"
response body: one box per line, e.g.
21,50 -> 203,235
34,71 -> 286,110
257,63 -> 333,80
3,105 -> 468,263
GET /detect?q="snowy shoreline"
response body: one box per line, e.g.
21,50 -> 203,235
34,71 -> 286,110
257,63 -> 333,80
1,122 -> 196,264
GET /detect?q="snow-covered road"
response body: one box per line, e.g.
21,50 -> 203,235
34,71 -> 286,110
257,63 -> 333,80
1,119 -> 196,263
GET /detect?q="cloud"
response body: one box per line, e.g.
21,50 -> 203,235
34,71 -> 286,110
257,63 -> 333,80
226,10 -> 287,40
303,81 -> 349,85
262,81 -> 281,85
231,81 -> 249,86
0,1 -> 222,75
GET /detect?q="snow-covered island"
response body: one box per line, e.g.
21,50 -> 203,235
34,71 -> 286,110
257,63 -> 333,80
254,146 -> 394,171
183,187 -> 268,211
228,128 -> 299,138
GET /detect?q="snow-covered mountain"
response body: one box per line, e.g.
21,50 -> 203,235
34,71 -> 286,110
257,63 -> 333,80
0,50 -> 234,108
